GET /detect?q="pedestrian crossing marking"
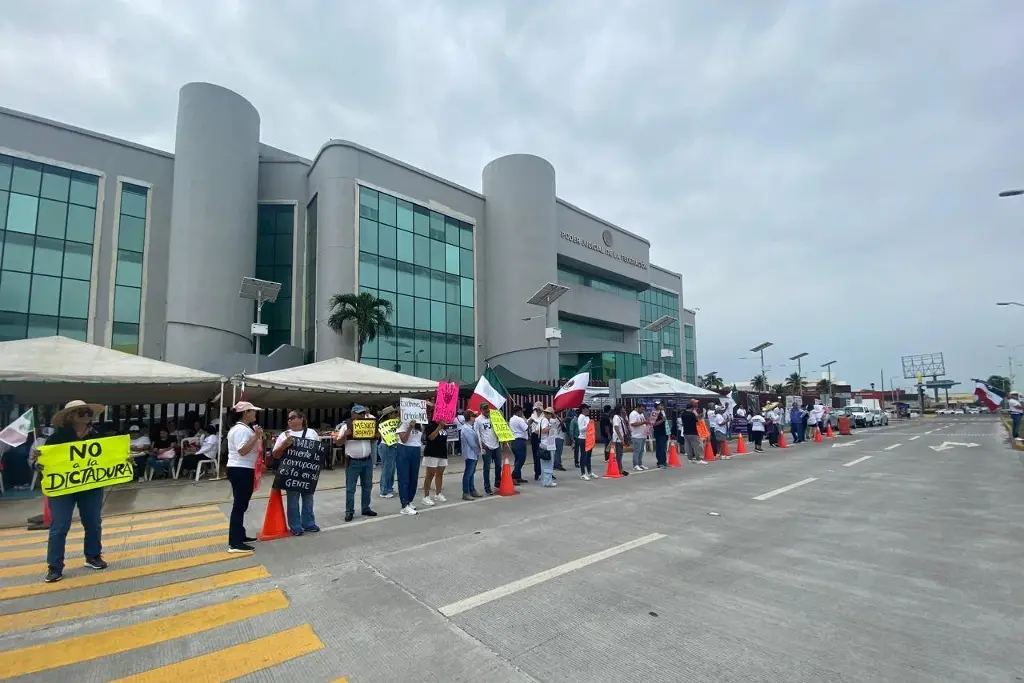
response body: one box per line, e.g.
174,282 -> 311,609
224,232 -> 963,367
0,565 -> 270,633
0,521 -> 228,562
0,550 -> 243,601
0,535 -> 226,579
0,589 -> 289,678
0,504 -> 223,540
3,512 -> 225,549
106,623 -> 325,683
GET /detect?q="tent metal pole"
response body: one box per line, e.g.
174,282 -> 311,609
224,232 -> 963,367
211,381 -> 225,481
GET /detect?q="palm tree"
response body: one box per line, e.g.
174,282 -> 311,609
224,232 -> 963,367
817,378 -> 833,395
326,292 -> 393,362
785,372 -> 804,393
697,371 -> 725,390
770,383 -> 786,396
750,374 -> 768,392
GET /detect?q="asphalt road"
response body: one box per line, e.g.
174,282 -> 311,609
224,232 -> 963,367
1,416 -> 1021,682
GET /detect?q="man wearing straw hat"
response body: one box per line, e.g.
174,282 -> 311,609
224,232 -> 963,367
43,400 -> 107,583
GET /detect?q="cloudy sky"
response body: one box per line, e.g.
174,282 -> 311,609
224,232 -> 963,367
2,0 -> 1022,390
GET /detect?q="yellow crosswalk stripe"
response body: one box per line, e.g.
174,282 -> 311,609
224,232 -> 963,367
4,512 -> 225,549
0,521 -> 227,562
0,550 -> 245,601
0,535 -> 226,579
0,505 -> 223,540
0,565 -> 270,633
107,623 -> 325,683
0,589 -> 289,678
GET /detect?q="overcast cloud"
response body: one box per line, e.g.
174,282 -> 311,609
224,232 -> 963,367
2,0 -> 1022,390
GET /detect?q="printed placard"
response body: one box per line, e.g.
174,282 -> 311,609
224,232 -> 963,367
433,381 -> 459,423
36,435 -> 133,497
489,410 -> 514,443
400,397 -> 428,424
377,418 -> 400,446
352,419 -> 377,439
273,436 -> 325,494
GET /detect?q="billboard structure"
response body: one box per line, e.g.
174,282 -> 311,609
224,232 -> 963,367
901,352 -> 946,406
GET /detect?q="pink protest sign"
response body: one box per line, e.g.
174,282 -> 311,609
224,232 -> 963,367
433,381 -> 459,423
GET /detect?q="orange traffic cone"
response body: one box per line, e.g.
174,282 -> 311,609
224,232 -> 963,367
257,488 -> 291,541
26,496 -> 52,531
735,433 -> 749,454
814,427 -> 823,443
604,451 -> 624,478
667,441 -> 683,468
720,438 -> 732,457
826,423 -> 835,439
703,440 -> 716,461
496,459 -> 519,496
777,429 -> 788,448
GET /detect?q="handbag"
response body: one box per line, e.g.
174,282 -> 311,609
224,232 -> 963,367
539,449 -> 552,461
155,447 -> 176,461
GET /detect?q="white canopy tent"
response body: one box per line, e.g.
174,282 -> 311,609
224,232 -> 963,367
619,373 -> 721,398
0,336 -> 227,405
237,356 -> 440,408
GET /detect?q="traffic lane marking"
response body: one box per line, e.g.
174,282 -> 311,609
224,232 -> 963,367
752,477 -> 818,501
106,623 -> 324,683
0,505 -> 224,540
437,532 -> 666,617
0,522 -> 228,562
909,436 -> 920,440
884,444 -> 902,451
842,456 -> 873,468
0,589 -> 289,678
3,512 -> 225,549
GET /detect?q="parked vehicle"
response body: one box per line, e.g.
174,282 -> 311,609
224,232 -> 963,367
827,408 -> 855,431
967,407 -> 981,415
937,407 -> 954,415
953,408 -> 965,415
872,409 -> 889,426
846,405 -> 876,427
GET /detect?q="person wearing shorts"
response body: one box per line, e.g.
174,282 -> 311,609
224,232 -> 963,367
421,416 -> 449,506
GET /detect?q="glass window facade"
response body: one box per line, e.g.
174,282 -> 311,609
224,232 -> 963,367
558,315 -> 625,343
111,183 -> 149,354
684,323 -> 697,384
303,196 -> 317,363
0,154 -> 97,343
556,264 -> 638,300
357,186 -> 475,381
255,203 -> 294,353
638,287 -> 682,379
560,351 -> 642,383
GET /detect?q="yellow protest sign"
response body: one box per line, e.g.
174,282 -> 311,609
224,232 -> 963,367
352,419 -> 377,439
489,410 -> 514,443
36,435 -> 133,497
377,418 -> 400,446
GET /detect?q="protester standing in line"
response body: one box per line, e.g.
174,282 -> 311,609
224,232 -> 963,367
651,401 -> 669,468
576,404 -> 597,480
272,409 -> 321,535
508,405 -> 530,484
42,400 -> 107,583
600,405 -> 613,462
475,402 -> 501,494
750,410 -> 767,452
421,417 -> 449,506
711,406 -> 729,459
395,414 -> 424,516
611,405 -> 629,476
790,403 -> 804,443
567,408 -> 581,468
335,405 -> 379,522
527,402 -> 544,481
552,410 -> 566,472
460,410 -> 482,499
538,407 -> 558,487
376,405 -> 399,499
1009,392 -> 1023,441
225,401 -> 263,554
679,399 -> 703,464
628,404 -> 648,471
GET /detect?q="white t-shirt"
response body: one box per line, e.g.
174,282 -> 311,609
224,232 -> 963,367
612,414 -> 625,443
540,417 -> 556,451
628,410 -> 646,439
711,413 -> 727,433
396,421 -> 423,448
273,428 -> 319,454
1009,398 -> 1022,414
576,414 -> 591,441
750,415 -> 766,432
337,419 -> 375,458
509,414 -> 530,440
129,434 -> 151,452
227,423 -> 258,469
474,414 -> 499,450
528,411 -> 544,435
197,433 -> 219,459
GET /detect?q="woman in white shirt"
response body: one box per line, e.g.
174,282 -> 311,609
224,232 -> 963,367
180,424 -> 218,475
272,409 -> 321,536
396,418 -> 424,516
538,407 -> 557,487
225,401 -> 264,553
749,411 -> 766,453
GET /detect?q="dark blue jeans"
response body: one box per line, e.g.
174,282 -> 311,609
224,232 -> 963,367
511,438 -> 527,480
481,447 -> 500,493
47,487 -> 104,573
462,457 -> 477,494
345,457 -> 373,514
530,434 -> 541,478
396,445 -> 421,507
1013,413 -> 1021,440
654,433 -> 668,466
286,490 -> 316,531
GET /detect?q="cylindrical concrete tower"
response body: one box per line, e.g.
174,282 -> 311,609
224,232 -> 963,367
164,83 -> 260,369
481,154 -> 559,381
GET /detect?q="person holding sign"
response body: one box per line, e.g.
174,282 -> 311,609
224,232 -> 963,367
576,404 -> 596,480
395,413 -> 425,515
272,410 -> 321,535
376,406 -> 400,499
225,401 -> 264,554
335,405 -> 379,522
474,402 -> 502,495
538,407 -> 558,487
420,417 -> 449,507
41,400 -> 107,583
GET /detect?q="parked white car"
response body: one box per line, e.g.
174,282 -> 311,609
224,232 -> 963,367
872,409 -> 889,426
846,405 -> 877,427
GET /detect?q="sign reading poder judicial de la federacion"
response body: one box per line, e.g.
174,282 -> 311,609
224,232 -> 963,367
559,231 -> 647,269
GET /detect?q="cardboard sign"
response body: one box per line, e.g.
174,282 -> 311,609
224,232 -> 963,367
400,397 -> 428,424
433,381 -> 459,423
377,418 -> 400,446
273,436 -> 325,494
585,420 -> 596,451
489,410 -> 514,443
352,419 -> 377,439
36,435 -> 133,497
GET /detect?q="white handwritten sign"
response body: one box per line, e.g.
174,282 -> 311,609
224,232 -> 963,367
400,397 -> 428,424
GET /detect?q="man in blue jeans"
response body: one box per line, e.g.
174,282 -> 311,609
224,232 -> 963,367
336,405 -> 378,522
475,402 -> 502,494
376,405 -> 398,498
1009,392 -> 1023,441
40,399 -> 108,583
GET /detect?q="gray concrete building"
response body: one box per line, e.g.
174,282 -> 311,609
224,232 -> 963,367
0,82 -> 698,384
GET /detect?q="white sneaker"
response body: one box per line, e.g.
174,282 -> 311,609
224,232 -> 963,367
400,505 -> 418,515
420,496 -> 435,507
380,492 -> 394,498
434,493 -> 447,503
581,474 -> 589,480
588,473 -> 598,480
548,482 -> 558,487
409,503 -> 417,510
633,465 -> 642,471
640,464 -> 649,470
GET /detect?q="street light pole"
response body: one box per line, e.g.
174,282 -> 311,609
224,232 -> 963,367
751,342 -> 773,391
821,360 -> 837,406
789,352 -> 808,392
527,283 -> 569,385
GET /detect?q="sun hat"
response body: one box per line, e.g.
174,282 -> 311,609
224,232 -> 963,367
51,399 -> 104,427
232,401 -> 263,413
543,406 -> 555,414
379,406 -> 398,418
533,401 -> 543,410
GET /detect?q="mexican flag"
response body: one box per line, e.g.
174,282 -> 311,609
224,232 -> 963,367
553,361 -> 591,412
973,379 -> 1003,413
468,365 -> 508,411
0,409 -> 35,447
